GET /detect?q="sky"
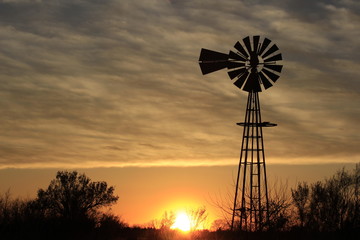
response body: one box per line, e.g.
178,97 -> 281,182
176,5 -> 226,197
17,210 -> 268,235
0,0 -> 359,226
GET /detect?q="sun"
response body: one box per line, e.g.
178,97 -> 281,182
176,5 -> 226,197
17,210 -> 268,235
171,212 -> 191,232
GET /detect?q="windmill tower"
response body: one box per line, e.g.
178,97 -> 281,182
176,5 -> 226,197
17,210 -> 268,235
198,36 -> 283,231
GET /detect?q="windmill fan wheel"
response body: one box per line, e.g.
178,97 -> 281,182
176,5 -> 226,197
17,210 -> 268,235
198,36 -> 283,92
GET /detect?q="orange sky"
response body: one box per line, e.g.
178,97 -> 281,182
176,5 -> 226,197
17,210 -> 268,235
0,163 -> 357,226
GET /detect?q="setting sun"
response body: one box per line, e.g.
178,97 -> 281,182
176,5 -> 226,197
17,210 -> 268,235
171,212 -> 191,232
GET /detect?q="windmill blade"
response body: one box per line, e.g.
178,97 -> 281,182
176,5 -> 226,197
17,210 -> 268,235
243,36 -> 252,55
228,67 -> 246,79
262,68 -> 280,82
243,72 -> 261,92
227,61 -> 245,69
258,38 -> 271,55
262,44 -> 279,59
259,71 -> 273,89
263,64 -> 283,73
229,50 -> 246,61
199,62 -> 228,75
199,48 -> 228,62
253,36 -> 260,53
233,71 -> 249,89
264,53 -> 282,62
234,41 -> 249,58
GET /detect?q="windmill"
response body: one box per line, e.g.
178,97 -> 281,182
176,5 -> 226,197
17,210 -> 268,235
198,36 -> 283,231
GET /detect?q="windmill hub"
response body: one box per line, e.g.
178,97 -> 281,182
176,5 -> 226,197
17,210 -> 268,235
249,51 -> 259,68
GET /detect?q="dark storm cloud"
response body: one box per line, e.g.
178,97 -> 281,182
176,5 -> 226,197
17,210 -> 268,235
0,0 -> 359,168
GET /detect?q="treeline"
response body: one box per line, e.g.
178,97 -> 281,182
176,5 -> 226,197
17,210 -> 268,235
1,166 -> 360,240
212,164 -> 360,239
291,166 -> 359,232
248,164 -> 359,239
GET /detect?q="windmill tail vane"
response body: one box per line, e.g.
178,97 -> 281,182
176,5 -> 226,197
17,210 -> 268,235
198,36 -> 283,232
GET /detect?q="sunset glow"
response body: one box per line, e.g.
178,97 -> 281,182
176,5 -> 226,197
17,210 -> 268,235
171,212 -> 191,232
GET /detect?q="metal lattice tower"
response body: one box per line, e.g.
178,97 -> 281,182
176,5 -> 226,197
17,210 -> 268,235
198,36 -> 283,232
232,91 -> 276,231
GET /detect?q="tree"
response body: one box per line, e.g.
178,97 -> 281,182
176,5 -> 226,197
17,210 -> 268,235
147,211 -> 176,230
291,164 -> 360,232
210,218 -> 230,231
266,180 -> 293,231
291,182 -> 309,228
160,211 -> 176,230
211,179 -> 292,232
36,171 -> 118,221
0,190 -> 27,228
187,206 -> 208,231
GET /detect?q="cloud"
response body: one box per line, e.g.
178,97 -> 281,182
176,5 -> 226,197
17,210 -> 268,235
0,0 -> 359,169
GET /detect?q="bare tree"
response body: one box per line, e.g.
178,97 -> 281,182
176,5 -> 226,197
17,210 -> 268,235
147,211 -> 176,230
0,190 -> 28,226
291,182 -> 309,228
210,179 -> 292,232
210,218 -> 230,231
160,211 -> 176,230
266,179 -> 293,231
187,206 -> 208,231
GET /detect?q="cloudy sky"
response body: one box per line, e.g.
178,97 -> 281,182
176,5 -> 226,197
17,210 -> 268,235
1,0 -> 359,169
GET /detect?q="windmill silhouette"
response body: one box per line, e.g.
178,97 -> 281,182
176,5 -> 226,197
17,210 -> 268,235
198,36 -> 283,231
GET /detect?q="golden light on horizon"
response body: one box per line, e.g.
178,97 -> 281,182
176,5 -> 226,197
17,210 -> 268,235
171,211 -> 191,232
